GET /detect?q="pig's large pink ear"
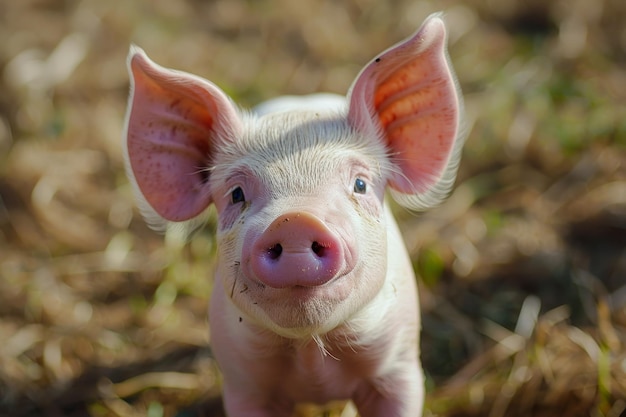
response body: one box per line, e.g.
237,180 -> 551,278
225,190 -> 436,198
347,14 -> 465,210
124,46 -> 242,225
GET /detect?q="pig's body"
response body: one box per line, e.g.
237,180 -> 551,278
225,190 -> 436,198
211,202 -> 421,416
124,14 -> 464,417
207,99 -> 422,416
210,210 -> 420,416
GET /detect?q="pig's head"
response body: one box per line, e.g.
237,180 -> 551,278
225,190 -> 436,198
123,15 -> 464,338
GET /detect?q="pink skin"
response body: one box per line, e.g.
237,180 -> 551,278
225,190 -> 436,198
124,14 -> 464,417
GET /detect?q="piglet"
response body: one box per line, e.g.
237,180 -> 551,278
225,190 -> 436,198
123,13 -> 464,417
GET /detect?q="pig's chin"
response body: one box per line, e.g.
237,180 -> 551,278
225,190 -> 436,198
239,269 -> 363,338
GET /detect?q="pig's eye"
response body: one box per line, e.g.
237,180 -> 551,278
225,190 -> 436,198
230,187 -> 245,204
353,178 -> 367,194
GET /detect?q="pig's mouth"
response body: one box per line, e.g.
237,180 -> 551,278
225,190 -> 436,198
252,255 -> 358,297
250,272 -> 359,334
248,257 -> 355,292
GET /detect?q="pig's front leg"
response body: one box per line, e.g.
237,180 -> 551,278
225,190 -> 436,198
221,388 -> 294,417
353,360 -> 424,417
209,274 -> 298,417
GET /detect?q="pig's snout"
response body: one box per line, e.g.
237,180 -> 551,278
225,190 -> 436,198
247,212 -> 344,289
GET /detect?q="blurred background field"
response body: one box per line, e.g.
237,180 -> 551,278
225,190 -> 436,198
0,0 -> 625,416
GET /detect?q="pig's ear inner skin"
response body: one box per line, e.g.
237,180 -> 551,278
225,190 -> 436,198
347,13 -> 466,211
123,45 -> 242,232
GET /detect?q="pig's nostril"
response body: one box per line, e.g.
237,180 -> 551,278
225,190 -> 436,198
311,241 -> 326,257
267,243 -> 283,260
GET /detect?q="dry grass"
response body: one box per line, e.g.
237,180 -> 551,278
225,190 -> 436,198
1,0 -> 625,416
